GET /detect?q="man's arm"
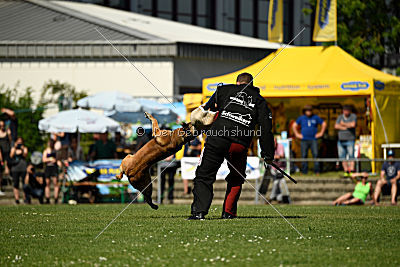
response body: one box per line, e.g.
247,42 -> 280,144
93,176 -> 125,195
292,122 -> 303,139
334,122 -> 347,130
334,116 -> 346,130
316,121 -> 327,139
390,170 -> 400,184
257,98 -> 274,161
340,121 -> 356,128
1,108 -> 15,118
203,91 -> 217,111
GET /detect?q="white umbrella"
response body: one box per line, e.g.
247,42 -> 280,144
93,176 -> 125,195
77,91 -> 141,112
104,98 -> 178,123
38,109 -> 120,133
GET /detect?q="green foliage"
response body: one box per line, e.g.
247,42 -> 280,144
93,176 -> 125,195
0,80 -> 87,154
39,80 -> 87,110
304,0 -> 400,69
0,83 -> 45,153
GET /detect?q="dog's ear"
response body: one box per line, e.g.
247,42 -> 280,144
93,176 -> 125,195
181,122 -> 189,128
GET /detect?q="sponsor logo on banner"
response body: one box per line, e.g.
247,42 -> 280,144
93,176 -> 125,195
206,83 -> 227,92
221,111 -> 252,126
374,81 -> 385,91
340,81 -> 369,91
318,0 -> 331,28
270,0 -> 278,30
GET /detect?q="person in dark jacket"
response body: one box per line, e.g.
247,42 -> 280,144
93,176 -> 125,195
188,73 -> 275,220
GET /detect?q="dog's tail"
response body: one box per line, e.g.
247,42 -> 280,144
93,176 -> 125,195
116,167 -> 124,180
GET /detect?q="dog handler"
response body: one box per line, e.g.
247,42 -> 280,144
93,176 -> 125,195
188,73 -> 274,220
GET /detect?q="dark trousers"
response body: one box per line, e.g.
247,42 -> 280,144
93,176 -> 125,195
191,136 -> 247,216
11,171 -> 26,189
160,167 -> 176,201
300,140 -> 320,173
23,184 -> 44,204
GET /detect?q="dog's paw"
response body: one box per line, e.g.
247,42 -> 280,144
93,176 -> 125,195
115,173 -> 123,180
144,112 -> 151,120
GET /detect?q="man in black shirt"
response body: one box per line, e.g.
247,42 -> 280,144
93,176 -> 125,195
23,163 -> 45,204
188,73 -> 274,220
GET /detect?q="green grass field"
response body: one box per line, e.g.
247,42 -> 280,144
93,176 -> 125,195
0,204 -> 399,266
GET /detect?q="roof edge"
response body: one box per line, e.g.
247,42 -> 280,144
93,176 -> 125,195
26,0 -> 166,42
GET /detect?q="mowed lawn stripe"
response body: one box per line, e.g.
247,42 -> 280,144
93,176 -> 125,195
0,205 -> 399,266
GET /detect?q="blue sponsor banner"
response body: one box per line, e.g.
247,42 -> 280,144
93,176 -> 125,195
66,160 -> 138,195
67,159 -> 122,182
341,81 -> 369,91
206,82 -> 227,92
318,0 -> 331,29
374,81 -> 385,91
270,0 -> 278,30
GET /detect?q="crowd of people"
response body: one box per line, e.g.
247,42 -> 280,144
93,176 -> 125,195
0,108 -> 204,204
0,96 -> 398,207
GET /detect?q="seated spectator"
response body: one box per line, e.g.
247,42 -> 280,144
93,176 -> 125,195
259,138 -> 290,203
333,172 -> 372,205
90,133 -> 117,160
373,150 -> 400,205
23,164 -> 45,204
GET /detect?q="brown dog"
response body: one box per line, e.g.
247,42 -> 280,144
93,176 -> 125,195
116,112 -> 196,209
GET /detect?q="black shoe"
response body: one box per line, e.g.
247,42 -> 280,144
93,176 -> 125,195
187,213 -> 206,220
221,211 -> 237,219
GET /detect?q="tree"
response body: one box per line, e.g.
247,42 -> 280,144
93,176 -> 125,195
304,0 -> 400,69
39,80 -> 87,111
0,83 -> 45,153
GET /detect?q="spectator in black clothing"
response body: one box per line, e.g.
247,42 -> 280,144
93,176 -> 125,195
0,120 -> 11,181
160,154 -> 178,204
9,137 -> 28,204
0,147 -> 5,196
1,108 -> 18,143
23,164 -> 45,204
188,73 -> 274,220
43,140 -> 60,204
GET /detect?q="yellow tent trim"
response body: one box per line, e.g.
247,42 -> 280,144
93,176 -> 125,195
203,46 -> 400,100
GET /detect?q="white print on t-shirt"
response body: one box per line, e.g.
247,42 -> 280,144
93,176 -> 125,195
387,165 -> 397,177
221,111 -> 252,126
229,92 -> 255,110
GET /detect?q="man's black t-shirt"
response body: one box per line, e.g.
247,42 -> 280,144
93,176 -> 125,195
28,172 -> 45,189
204,84 -> 274,160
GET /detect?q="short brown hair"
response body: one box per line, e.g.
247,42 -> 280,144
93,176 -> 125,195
236,72 -> 253,85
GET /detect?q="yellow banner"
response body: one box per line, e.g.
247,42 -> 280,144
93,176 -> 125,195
268,0 -> 283,43
313,0 -> 337,42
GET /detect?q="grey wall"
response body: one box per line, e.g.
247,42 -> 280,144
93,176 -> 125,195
173,58 -> 253,94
